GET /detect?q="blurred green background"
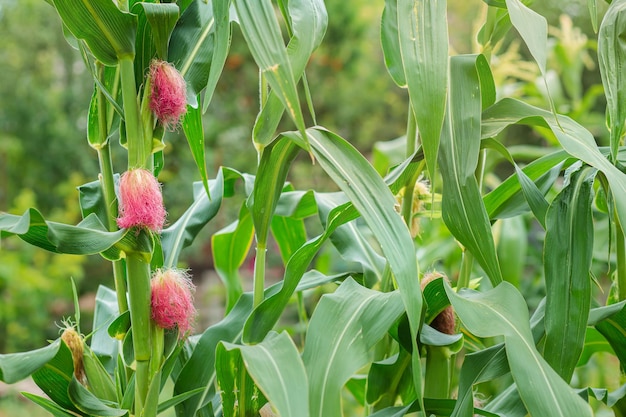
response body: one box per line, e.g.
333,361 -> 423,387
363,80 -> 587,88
0,0 -> 614,414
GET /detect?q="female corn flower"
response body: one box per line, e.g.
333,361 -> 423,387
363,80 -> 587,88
116,168 -> 166,232
148,59 -> 187,130
150,269 -> 196,337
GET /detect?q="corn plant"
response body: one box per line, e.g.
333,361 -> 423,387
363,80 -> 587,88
1,0 -> 626,416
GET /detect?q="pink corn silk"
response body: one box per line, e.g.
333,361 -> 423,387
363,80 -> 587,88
151,269 -> 196,336
116,169 -> 166,232
149,60 -> 187,130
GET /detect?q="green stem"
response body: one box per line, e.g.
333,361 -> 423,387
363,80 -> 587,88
253,244 -> 267,308
126,253 -> 152,415
616,212 -> 626,301
424,346 -> 450,400
95,68 -> 129,314
119,57 -> 146,169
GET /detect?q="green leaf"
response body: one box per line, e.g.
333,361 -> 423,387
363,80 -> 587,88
483,148 -> 569,219
212,205 -> 254,312
243,199 -> 360,343
161,172 -> 224,268
182,97 -> 210,197
543,165 -> 596,381
202,0 -> 232,112
0,209 -> 126,255
32,341 -> 78,413
51,0 -> 137,65
221,332 -> 309,417
445,282 -> 593,417
451,344 -> 508,417
137,2 -> 179,60
598,0 -> 626,161
381,0 -> 405,86
397,0 -> 448,177
21,393 -> 77,417
234,0 -> 307,140
169,0 -> 216,104
596,303 -> 626,371
0,339 -> 61,384
82,345 -> 117,403
302,279 -> 405,417
252,0 -> 327,146
174,294 -> 254,417
483,98 -> 626,243
316,194 -> 386,286
91,286 -> 119,374
439,55 -> 503,285
68,377 -> 126,416
293,128 -> 423,400
247,138 -> 301,248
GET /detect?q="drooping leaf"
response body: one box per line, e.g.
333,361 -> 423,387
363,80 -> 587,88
0,339 -> 61,384
202,0 -> 232,112
303,279 -> 405,417
483,98 -> 626,243
51,0 -> 137,65
445,282 -> 593,417
32,341 -> 78,413
21,393 -> 77,417
0,209 -> 126,256
596,303 -> 626,371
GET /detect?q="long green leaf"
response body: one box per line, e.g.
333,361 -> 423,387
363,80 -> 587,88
52,0 -> 136,65
21,393 -> 77,417
397,0 -> 448,177
482,98 -> 626,237
161,172 -> 224,268
305,127 -> 423,398
303,279 -> 405,417
234,0 -> 306,139
221,332 -> 309,417
0,339 -> 61,384
169,0 -> 216,104
598,0 -> 626,161
445,282 -> 593,417
252,0 -> 327,146
596,303 -> 626,371
439,55 -> 503,285
0,209 -> 126,255
543,165 -> 596,381
203,0 -> 232,111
